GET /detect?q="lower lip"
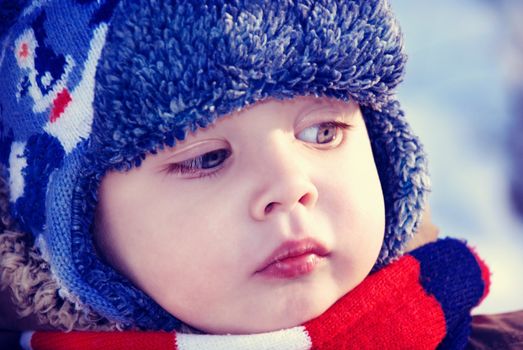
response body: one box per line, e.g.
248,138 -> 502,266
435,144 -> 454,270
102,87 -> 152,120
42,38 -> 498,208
257,253 -> 326,279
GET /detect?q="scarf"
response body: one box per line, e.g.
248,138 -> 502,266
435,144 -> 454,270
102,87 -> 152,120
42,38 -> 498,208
21,238 -> 490,350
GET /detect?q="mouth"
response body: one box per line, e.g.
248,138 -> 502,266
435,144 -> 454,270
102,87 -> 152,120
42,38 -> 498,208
255,238 -> 330,279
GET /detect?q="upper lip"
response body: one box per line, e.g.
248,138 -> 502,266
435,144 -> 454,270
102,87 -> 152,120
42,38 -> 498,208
255,238 -> 330,274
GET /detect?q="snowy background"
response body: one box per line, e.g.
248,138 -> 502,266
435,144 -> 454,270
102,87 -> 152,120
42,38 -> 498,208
393,0 -> 523,314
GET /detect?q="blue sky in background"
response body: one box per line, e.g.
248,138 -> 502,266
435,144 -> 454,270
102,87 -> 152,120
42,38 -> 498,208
392,1 -> 523,313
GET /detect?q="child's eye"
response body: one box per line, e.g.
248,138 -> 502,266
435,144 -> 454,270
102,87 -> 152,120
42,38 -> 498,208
165,148 -> 232,178
296,121 -> 350,147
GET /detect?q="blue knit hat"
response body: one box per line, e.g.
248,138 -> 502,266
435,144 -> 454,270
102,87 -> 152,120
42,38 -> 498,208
0,0 -> 430,330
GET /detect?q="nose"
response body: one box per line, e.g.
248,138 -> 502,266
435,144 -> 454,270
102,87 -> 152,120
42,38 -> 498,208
249,138 -> 319,221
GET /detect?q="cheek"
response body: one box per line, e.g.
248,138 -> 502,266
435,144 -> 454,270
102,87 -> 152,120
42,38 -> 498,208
329,178 -> 384,248
322,142 -> 385,266
112,192 -> 250,316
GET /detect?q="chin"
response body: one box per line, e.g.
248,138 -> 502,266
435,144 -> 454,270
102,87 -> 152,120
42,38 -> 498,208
198,304 -> 330,335
258,293 -> 339,333
188,285 -> 344,335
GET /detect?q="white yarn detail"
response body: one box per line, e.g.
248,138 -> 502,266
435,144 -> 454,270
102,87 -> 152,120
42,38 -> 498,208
12,27 -> 76,113
44,23 -> 108,153
22,0 -> 51,17
8,141 -> 28,203
19,331 -> 34,350
176,326 -> 312,350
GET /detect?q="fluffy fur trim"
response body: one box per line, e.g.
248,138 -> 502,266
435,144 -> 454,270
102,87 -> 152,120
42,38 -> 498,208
0,173 -> 118,331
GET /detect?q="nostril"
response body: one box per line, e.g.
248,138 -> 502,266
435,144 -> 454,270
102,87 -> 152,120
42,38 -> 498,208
264,202 -> 276,215
263,193 -> 314,216
299,193 -> 313,207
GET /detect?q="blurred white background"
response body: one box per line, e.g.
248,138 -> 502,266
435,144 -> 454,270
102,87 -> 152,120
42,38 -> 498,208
393,0 -> 523,314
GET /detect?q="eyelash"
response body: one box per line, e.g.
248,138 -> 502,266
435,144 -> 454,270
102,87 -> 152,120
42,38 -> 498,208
165,149 -> 232,178
322,120 -> 351,131
164,120 -> 351,179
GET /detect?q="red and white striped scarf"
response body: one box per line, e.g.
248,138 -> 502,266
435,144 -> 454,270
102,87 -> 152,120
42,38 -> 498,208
22,239 -> 490,350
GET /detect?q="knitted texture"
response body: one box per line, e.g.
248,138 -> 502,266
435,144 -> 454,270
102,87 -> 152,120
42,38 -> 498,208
0,0 -> 430,329
0,0 -> 31,35
22,239 -> 490,350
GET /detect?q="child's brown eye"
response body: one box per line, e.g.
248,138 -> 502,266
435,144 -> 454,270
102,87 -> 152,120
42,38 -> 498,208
317,124 -> 337,144
296,121 -> 350,146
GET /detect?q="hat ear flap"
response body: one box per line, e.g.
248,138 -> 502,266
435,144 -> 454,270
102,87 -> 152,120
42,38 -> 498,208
362,101 -> 431,268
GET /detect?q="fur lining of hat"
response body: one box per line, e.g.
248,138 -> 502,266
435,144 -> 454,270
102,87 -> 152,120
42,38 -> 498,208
0,172 -> 118,331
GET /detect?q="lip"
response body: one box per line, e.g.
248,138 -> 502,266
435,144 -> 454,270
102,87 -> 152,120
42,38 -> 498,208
255,238 -> 330,279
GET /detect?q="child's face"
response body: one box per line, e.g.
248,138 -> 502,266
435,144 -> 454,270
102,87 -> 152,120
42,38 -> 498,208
95,96 -> 385,334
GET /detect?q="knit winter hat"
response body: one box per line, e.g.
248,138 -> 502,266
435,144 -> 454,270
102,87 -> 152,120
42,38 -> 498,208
0,0 -> 429,330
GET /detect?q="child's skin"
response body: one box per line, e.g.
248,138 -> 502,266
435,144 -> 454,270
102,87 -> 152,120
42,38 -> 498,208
94,96 -> 386,334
